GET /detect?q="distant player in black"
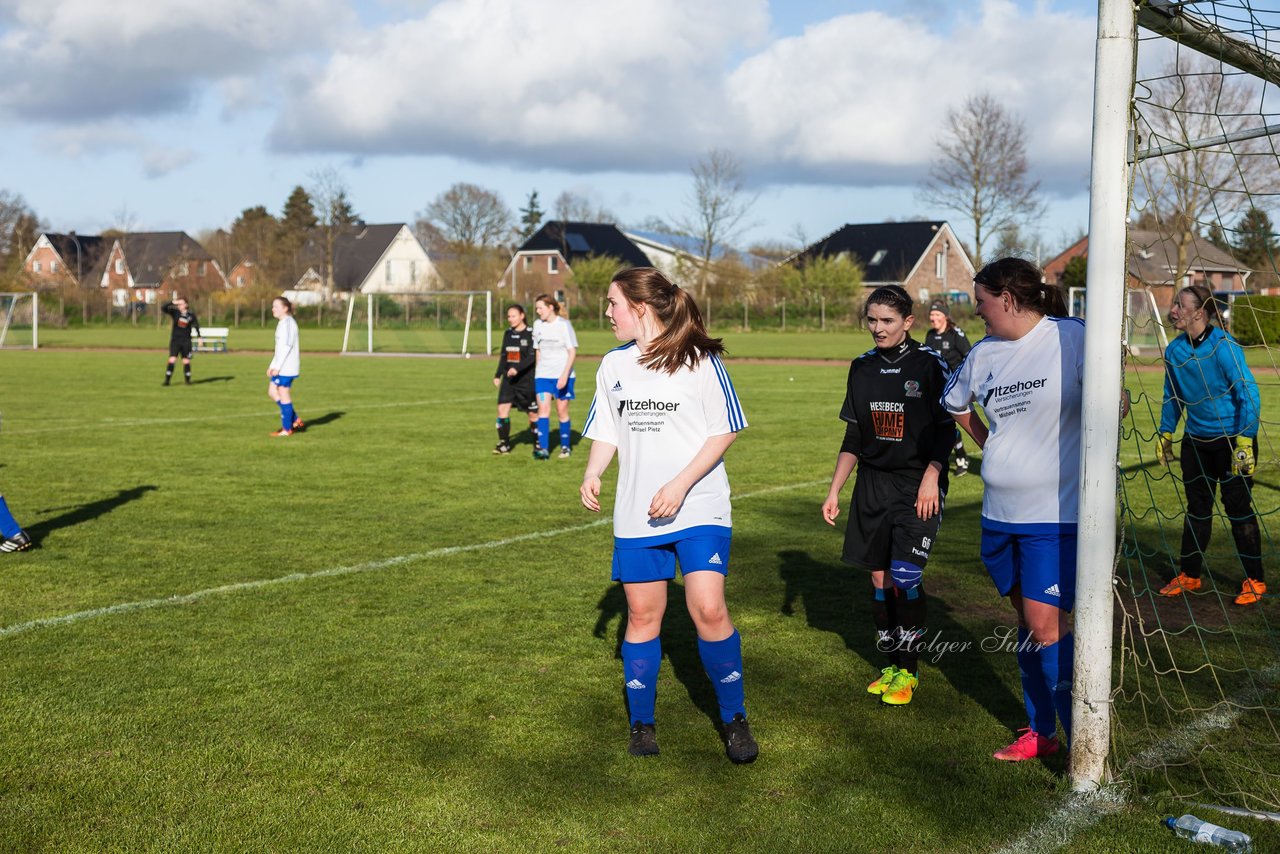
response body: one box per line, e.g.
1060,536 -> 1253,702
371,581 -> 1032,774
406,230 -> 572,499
822,285 -> 954,707
162,297 -> 201,386
493,304 -> 538,454
924,301 -> 972,476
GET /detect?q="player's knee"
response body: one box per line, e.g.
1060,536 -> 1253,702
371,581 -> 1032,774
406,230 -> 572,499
890,561 -> 923,593
687,599 -> 729,631
626,610 -> 663,635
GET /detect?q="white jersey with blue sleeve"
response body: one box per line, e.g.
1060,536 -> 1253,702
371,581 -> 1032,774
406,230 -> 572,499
942,316 -> 1084,532
583,343 -> 747,546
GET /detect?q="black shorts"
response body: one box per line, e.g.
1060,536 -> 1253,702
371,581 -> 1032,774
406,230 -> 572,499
842,465 -> 943,572
497,379 -> 537,412
169,339 -> 193,358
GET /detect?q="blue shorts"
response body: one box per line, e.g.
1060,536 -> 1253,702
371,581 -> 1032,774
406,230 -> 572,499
271,375 -> 298,388
612,534 -> 732,583
535,377 -> 575,400
980,527 -> 1077,610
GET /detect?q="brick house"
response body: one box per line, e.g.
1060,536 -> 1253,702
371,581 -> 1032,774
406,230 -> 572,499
25,231 -> 227,306
497,221 -> 653,306
1043,229 -> 1251,315
792,221 -> 975,307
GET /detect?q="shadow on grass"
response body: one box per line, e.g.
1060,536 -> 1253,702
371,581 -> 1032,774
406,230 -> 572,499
189,376 -> 234,384
594,581 -> 721,733
30,485 -> 159,543
301,411 -> 345,430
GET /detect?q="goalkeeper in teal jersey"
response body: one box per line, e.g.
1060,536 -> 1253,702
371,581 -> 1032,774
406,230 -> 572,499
1156,284 -> 1264,606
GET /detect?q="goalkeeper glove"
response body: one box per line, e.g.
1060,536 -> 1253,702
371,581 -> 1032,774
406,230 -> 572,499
1157,432 -> 1175,466
1232,436 -> 1256,477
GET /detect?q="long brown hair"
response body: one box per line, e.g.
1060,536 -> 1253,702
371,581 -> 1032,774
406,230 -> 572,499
534,293 -> 561,315
973,257 -> 1067,318
611,267 -> 725,373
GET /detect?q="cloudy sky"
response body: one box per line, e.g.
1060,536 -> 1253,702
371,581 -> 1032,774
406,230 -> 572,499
0,0 -> 1102,254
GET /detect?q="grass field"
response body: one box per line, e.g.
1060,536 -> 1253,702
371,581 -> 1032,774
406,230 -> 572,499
0,341 -> 1277,852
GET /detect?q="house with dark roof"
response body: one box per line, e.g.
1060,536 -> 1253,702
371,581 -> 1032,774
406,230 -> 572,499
792,221 -> 975,306
1043,229 -> 1251,314
624,229 -> 771,282
287,223 -> 438,305
26,231 -> 227,306
497,221 -> 652,302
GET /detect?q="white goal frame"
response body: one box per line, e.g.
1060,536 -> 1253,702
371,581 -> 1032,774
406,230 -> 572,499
0,293 -> 38,350
340,290 -> 493,357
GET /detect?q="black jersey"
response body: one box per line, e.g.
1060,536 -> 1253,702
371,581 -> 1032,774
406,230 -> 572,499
162,302 -> 200,341
496,325 -> 536,384
924,326 -> 971,372
839,336 -> 955,488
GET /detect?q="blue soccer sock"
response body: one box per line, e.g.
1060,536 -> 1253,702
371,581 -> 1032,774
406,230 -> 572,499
279,402 -> 295,432
536,416 -> 550,450
622,637 -> 662,725
1039,632 -> 1074,744
1016,627 -> 1057,737
559,420 -> 571,450
698,630 -> 746,723
0,496 -> 22,538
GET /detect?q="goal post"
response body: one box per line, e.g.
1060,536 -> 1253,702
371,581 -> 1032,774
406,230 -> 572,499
339,290 -> 493,357
0,293 -> 39,350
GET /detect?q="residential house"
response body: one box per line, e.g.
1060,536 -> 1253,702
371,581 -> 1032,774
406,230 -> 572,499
26,231 -> 227,306
624,229 -> 770,282
1043,229 -> 1251,315
792,221 -> 975,306
497,221 -> 652,306
287,223 -> 437,306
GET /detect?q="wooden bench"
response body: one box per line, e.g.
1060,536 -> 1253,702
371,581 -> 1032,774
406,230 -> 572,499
193,327 -> 230,353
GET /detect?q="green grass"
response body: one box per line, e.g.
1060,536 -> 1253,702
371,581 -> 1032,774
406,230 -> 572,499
0,346 -> 1276,852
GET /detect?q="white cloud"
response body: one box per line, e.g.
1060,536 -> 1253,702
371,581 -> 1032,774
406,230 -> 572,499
142,147 -> 197,178
274,0 -> 1095,192
0,0 -> 353,121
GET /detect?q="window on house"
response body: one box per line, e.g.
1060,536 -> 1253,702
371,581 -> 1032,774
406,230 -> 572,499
523,256 -> 532,273
32,261 -> 41,273
548,256 -> 560,274
386,260 -> 393,284
198,262 -> 207,277
936,252 -> 944,278
179,262 -> 189,276
410,261 -> 417,283
115,258 -> 124,275
236,275 -> 244,287
50,260 -> 58,274
870,249 -> 887,266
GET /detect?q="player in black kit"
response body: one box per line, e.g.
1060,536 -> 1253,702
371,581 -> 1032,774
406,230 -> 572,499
924,301 -> 972,476
493,304 -> 538,454
162,297 -> 201,385
822,286 -> 954,707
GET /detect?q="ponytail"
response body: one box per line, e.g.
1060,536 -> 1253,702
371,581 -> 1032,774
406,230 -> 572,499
610,267 -> 725,373
973,257 -> 1067,318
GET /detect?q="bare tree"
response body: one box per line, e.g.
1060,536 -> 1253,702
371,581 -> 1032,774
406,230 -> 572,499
0,190 -> 40,289
308,167 -> 359,301
919,93 -> 1045,267
419,183 -> 513,253
1134,55 -> 1280,279
553,189 -> 617,225
675,149 -> 758,298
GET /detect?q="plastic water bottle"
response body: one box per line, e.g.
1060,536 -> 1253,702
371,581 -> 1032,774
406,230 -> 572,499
1165,815 -> 1253,852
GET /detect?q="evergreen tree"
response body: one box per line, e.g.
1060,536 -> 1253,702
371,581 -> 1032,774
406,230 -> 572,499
1206,221 -> 1233,254
332,190 -> 360,226
281,186 -> 318,233
1060,255 -> 1088,290
519,190 -> 544,239
1233,206 -> 1278,275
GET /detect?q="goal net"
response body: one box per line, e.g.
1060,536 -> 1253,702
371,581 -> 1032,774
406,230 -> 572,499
340,291 -> 493,357
0,293 -> 39,350
1085,0 -> 1280,813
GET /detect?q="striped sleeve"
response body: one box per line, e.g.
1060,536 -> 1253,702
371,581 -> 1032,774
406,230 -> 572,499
703,354 -> 747,434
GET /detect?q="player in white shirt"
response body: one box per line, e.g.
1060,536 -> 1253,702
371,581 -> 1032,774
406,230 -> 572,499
267,296 -> 303,438
532,294 -> 578,460
580,267 -> 757,764
942,258 -> 1083,762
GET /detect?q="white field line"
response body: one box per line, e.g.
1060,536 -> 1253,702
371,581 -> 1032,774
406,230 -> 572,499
4,396 -> 492,435
0,479 -> 825,639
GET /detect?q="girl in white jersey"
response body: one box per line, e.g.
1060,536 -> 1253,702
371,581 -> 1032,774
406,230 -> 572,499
580,267 -> 757,764
942,258 -> 1083,762
267,296 -> 302,438
532,294 -> 578,460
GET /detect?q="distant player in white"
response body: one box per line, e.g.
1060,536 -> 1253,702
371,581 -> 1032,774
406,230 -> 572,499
943,258 -> 1083,762
267,296 -> 303,437
580,267 -> 757,764
532,294 -> 578,460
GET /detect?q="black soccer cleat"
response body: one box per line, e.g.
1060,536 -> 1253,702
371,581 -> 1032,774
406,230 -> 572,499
628,723 -> 659,757
723,714 -> 759,764
0,530 -> 33,553
493,442 -> 511,455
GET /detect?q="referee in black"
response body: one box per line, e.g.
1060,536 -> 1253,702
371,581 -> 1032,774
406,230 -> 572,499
162,297 -> 201,386
924,301 -> 972,476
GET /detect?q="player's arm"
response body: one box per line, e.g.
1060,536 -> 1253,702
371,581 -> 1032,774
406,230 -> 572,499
191,312 -> 202,338
649,432 -> 737,518
915,461 -> 943,520
952,329 -> 971,360
558,346 -> 577,389
513,340 -> 536,378
822,449 -> 858,526
580,440 -> 617,512
952,409 -> 988,450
